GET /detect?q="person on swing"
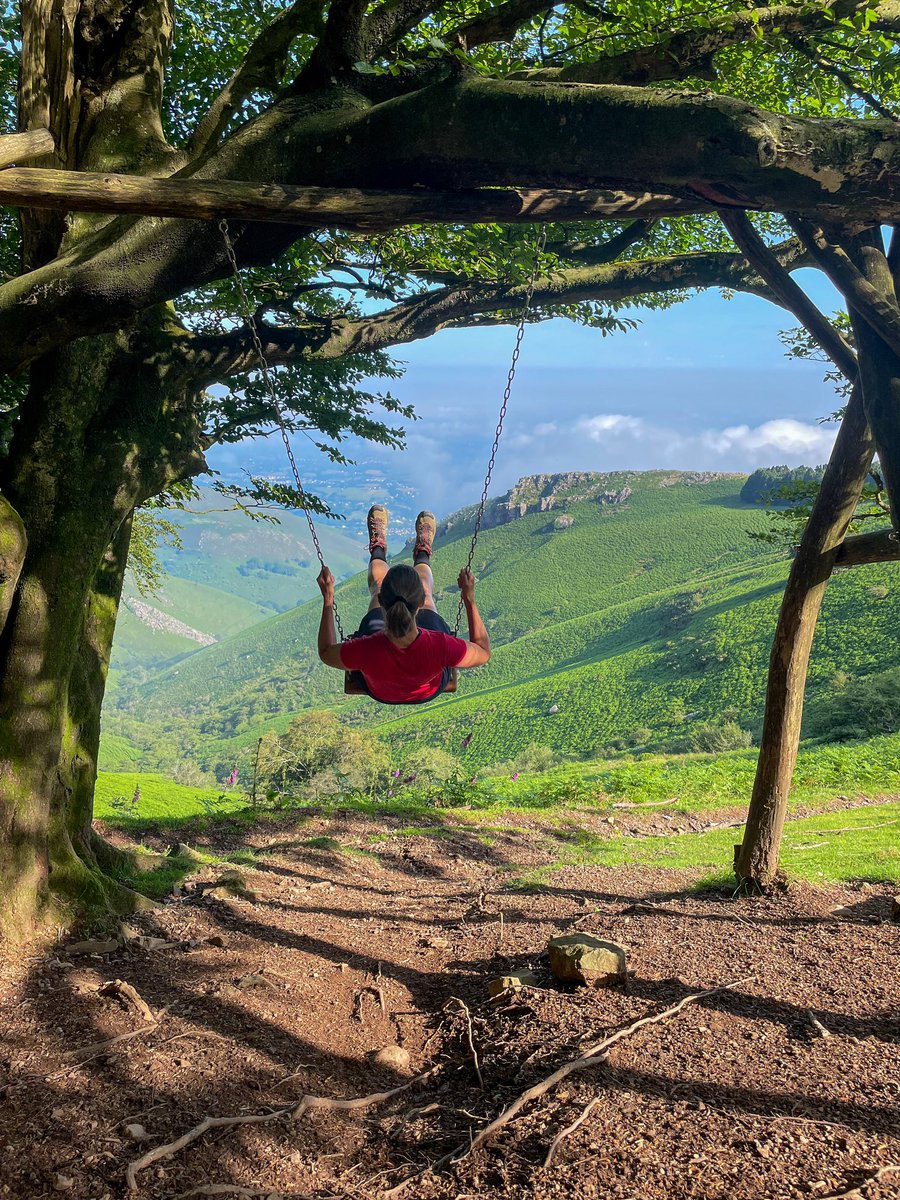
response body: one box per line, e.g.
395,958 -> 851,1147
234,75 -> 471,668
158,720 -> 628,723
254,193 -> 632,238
316,506 -> 491,704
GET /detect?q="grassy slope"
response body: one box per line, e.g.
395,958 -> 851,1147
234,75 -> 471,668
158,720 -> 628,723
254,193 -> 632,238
105,472 -> 900,773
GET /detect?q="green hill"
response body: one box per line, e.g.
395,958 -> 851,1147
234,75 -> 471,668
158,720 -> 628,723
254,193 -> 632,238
102,470 -> 900,774
109,489 -> 366,676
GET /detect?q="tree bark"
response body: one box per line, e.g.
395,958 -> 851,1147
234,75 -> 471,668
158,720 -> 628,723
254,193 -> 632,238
0,493 -> 26,636
734,385 -> 875,889
0,167 -> 709,230
0,323 -> 205,936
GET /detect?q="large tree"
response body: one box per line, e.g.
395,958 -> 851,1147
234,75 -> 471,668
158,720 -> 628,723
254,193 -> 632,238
1,0 -> 899,932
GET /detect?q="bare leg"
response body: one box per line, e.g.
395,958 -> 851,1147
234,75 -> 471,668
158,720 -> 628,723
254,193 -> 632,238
415,561 -> 438,611
368,557 -> 388,611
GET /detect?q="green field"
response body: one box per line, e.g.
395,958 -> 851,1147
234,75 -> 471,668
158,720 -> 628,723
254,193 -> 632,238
103,471 -> 900,777
94,732 -> 900,885
110,487 -> 366,676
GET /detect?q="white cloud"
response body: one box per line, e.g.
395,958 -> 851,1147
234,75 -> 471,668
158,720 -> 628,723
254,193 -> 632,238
700,418 -> 833,460
577,414 -> 646,440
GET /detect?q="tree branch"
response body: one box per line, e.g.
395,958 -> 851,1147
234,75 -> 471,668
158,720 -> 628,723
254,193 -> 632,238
789,37 -> 898,121
512,0 -> 900,86
552,219 -> 655,267
187,0 -> 326,158
184,243 -> 811,385
1,75 -> 899,374
718,211 -> 857,378
452,0 -> 555,50
834,527 -> 900,564
789,217 -> 900,360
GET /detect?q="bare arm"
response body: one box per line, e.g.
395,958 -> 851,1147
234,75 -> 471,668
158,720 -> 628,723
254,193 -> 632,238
316,566 -> 346,669
456,568 -> 491,668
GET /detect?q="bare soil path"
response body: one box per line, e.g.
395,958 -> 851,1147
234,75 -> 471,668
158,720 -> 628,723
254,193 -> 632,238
1,810 -> 897,1200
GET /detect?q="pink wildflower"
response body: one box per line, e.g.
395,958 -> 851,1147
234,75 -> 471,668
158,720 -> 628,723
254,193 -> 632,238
226,767 -> 238,787
511,772 -> 519,781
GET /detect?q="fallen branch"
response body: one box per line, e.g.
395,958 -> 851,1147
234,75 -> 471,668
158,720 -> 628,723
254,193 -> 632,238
822,1164 -> 900,1200
543,1096 -> 601,1167
806,1010 -> 832,1039
611,798 -> 678,810
815,820 -> 898,835
453,975 -> 754,1162
126,1069 -> 438,1190
447,998 -> 484,1090
99,979 -> 156,1022
175,1187 -> 311,1198
622,903 -> 750,925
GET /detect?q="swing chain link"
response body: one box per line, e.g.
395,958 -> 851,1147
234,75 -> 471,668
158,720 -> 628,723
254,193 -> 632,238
454,225 -> 549,635
219,218 -> 344,640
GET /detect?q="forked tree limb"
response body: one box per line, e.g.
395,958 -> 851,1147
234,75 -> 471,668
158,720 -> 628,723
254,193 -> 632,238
453,976 -> 754,1162
719,210 -> 858,379
126,1069 -> 438,1191
789,218 -> 900,360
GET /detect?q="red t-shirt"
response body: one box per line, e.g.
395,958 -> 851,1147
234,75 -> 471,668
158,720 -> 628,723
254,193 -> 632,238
340,629 -> 467,704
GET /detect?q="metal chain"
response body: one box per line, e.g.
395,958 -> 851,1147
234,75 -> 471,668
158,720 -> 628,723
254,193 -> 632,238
219,218 -> 344,639
454,225 -> 549,635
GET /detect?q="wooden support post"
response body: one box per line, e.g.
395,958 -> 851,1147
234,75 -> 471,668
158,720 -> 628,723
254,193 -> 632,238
834,527 -> 900,565
0,166 -> 706,229
0,130 -> 55,170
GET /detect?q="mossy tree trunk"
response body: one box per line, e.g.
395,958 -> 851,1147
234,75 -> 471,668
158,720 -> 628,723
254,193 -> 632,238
0,325 -> 204,935
737,227 -> 900,889
734,385 -> 874,889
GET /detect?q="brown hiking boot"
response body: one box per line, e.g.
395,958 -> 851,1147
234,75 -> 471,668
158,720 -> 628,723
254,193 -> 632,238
414,510 -> 437,558
366,504 -> 389,555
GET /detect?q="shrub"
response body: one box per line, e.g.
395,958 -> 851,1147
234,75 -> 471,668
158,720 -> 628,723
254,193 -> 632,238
688,721 -> 753,753
806,667 -> 900,741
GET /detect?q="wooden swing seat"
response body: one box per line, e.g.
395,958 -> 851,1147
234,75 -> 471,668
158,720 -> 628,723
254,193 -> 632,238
344,668 -> 458,697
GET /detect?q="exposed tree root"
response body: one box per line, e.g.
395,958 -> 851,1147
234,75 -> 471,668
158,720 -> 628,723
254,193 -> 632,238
126,1069 -> 439,1191
543,1096 -> 601,1167
175,1187 -> 311,1198
446,997 -> 483,1090
453,975 -> 754,1162
823,1164 -> 900,1200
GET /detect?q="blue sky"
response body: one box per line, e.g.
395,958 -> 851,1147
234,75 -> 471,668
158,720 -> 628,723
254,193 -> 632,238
210,269 -> 847,517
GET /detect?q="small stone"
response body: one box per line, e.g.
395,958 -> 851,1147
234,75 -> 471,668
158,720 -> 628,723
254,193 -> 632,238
63,938 -> 119,956
370,1044 -> 411,1073
208,871 -> 256,902
891,896 -> 900,921
488,972 -> 542,999
206,935 -> 225,948
547,934 -> 627,986
53,1175 -> 74,1192
235,973 -> 272,990
426,936 -> 450,949
124,1124 -> 148,1143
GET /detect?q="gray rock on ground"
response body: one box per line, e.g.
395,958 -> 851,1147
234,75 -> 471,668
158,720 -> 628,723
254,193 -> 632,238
548,934 -> 627,986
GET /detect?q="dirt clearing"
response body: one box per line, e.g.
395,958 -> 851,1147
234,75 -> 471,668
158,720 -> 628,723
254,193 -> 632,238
1,810 -> 897,1200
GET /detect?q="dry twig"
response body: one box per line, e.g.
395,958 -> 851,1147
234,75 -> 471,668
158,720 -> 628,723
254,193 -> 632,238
453,975 -> 754,1162
543,1096 -> 601,1167
126,1070 -> 438,1190
447,997 -> 484,1089
806,1010 -> 832,1039
611,798 -> 678,809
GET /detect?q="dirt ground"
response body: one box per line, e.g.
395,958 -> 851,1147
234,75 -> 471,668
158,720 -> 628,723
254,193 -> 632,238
1,809 -> 898,1200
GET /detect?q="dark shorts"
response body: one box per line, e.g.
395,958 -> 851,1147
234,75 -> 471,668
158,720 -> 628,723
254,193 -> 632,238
347,607 -> 458,705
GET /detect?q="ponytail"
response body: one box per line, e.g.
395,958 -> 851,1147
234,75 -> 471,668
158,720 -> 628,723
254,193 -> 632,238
384,598 -> 416,640
380,563 -> 425,641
